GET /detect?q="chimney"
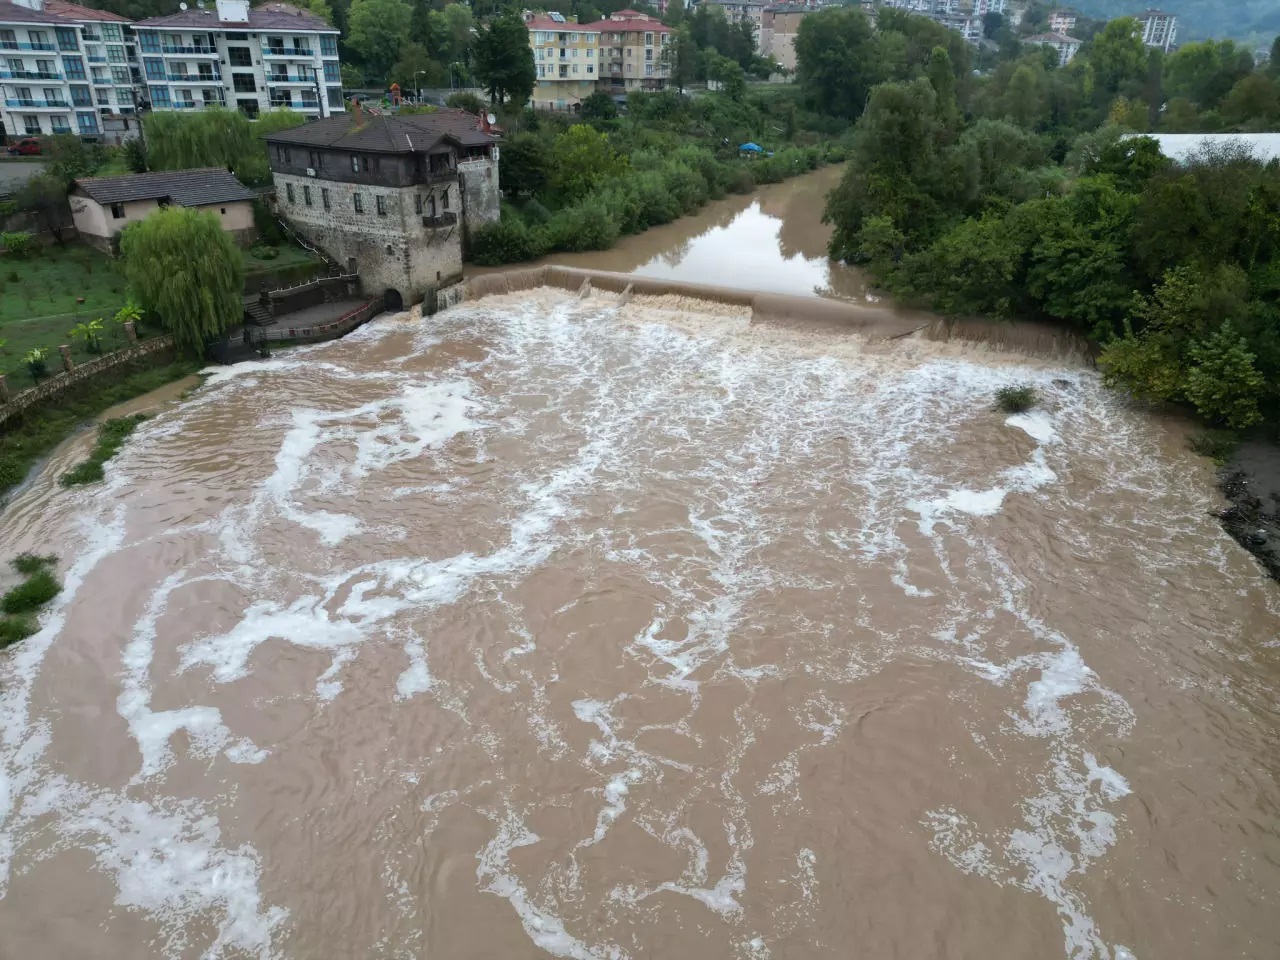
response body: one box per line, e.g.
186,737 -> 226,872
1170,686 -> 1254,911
351,98 -> 362,126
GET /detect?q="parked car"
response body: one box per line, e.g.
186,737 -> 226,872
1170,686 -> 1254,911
6,137 -> 41,156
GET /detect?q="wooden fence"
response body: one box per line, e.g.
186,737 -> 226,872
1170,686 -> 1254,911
0,335 -> 175,429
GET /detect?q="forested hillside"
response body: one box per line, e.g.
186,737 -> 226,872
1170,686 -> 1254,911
1070,1 -> 1279,43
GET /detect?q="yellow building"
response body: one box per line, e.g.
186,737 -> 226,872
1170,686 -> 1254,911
526,10 -> 672,111
527,12 -> 600,110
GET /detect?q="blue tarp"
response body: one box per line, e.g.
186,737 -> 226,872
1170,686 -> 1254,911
739,142 -> 764,153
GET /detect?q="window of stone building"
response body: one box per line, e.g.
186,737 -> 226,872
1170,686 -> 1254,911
376,195 -> 387,216
353,192 -> 364,213
303,185 -> 312,206
414,193 -> 422,215
351,154 -> 361,172
442,188 -> 449,210
322,187 -> 330,211
286,183 -> 294,203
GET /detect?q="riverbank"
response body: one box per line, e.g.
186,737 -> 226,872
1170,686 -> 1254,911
0,358 -> 202,507
1218,441 -> 1280,581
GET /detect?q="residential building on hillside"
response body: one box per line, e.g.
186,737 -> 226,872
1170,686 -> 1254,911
1048,8 -> 1078,33
1024,31 -> 1082,65
760,5 -> 811,72
264,108 -> 500,305
1134,8 -> 1176,52
43,0 -> 138,124
0,0 -> 98,138
526,10 -> 671,112
70,166 -> 257,251
134,0 -> 341,118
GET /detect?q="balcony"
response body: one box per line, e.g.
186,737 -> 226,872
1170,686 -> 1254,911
269,98 -> 320,110
5,97 -> 70,109
171,98 -> 226,109
266,73 -> 316,84
262,46 -> 312,58
0,69 -> 61,80
160,45 -> 219,56
422,212 -> 458,228
87,54 -> 106,62
168,73 -> 220,83
0,41 -> 57,51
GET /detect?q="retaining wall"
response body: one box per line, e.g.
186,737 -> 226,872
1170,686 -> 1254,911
0,335 -> 175,430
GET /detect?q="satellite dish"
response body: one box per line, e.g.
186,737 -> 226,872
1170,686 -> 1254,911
179,2 -> 188,9
486,113 -> 496,125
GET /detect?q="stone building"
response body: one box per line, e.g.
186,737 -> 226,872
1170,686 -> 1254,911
265,108 -> 500,307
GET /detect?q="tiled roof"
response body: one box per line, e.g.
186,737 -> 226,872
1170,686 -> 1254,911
526,15 -> 600,31
589,15 -> 672,33
74,167 -> 256,206
43,0 -> 130,22
1025,32 -> 1080,42
136,2 -> 336,32
261,109 -> 496,154
0,0 -> 66,25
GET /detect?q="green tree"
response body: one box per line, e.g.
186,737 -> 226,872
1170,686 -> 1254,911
1003,63 -> 1045,128
1163,40 -> 1255,109
499,133 -> 552,196
429,2 -> 473,67
120,207 -> 244,358
391,42 -> 444,93
473,10 -> 535,106
794,8 -> 880,120
549,125 -> 627,200
1220,73 -> 1280,129
708,52 -> 746,101
305,0 -> 334,24
1185,321 -> 1266,427
663,26 -> 699,93
1160,96 -> 1200,132
1086,17 -> 1147,103
15,173 -> 71,245
581,90 -> 618,122
347,0 -> 413,78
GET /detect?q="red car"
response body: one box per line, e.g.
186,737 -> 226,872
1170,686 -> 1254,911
6,137 -> 41,156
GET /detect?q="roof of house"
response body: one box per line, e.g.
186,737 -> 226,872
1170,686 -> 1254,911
135,2 -> 336,32
590,14 -> 672,32
73,168 -> 256,206
525,15 -> 599,31
1026,32 -> 1081,43
261,109 -> 496,154
43,0 -> 131,22
0,0 -> 66,25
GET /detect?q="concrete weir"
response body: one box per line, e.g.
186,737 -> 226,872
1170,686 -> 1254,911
457,267 -> 933,340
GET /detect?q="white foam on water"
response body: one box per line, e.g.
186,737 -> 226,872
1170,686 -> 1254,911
1008,410 -> 1059,444
477,812 -> 626,960
395,631 -> 434,700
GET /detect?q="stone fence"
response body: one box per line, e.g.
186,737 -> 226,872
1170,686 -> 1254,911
0,331 -> 176,429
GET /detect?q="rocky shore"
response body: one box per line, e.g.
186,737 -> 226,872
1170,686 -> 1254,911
1217,440 -> 1280,583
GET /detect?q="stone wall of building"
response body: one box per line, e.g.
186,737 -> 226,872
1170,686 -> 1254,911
273,171 -> 462,304
458,154 -> 501,250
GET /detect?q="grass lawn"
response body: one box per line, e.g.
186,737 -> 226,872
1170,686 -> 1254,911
0,241 -> 322,379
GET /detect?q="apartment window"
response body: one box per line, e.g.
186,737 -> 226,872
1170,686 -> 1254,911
322,187 -> 330,210
645,32 -> 653,45
70,85 -> 91,106
102,23 -> 122,42
572,64 -> 578,74
587,65 -> 593,75
107,45 -> 125,64
62,56 -> 84,79
96,86 -> 110,105
626,47 -> 632,57
232,73 -> 255,93
353,192 -> 364,213
571,47 -> 577,58
286,183 -> 295,203
138,30 -> 160,53
323,61 -> 339,83
0,30 -> 16,47
414,193 -> 422,215
645,63 -> 654,76
50,115 -> 70,133
76,111 -> 97,134
587,48 -> 593,58
645,48 -> 653,61
42,86 -> 59,104
54,27 -> 77,51
303,184 -> 311,206
23,115 -> 40,135
144,57 -> 164,80
351,154 -> 361,172
376,195 -> 386,216
111,66 -> 129,84
320,35 -> 337,56
29,31 -> 49,50
228,46 -> 251,67
110,203 -> 124,219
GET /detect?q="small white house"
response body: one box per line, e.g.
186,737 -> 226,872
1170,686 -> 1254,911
69,167 -> 257,252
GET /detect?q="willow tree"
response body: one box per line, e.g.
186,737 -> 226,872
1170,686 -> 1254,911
120,207 -> 244,357
142,107 -> 305,185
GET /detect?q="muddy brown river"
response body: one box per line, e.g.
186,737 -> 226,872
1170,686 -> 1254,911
2,171 -> 1280,960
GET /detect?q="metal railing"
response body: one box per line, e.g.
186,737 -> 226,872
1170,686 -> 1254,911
262,45 -> 312,58
167,72 -> 220,82
4,97 -> 69,108
0,41 -> 56,51
248,297 -> 382,344
0,69 -> 61,79
266,73 -> 316,83
269,98 -> 320,109
160,44 -> 218,55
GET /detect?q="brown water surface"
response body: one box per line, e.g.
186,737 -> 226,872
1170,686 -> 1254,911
2,186 -> 1280,960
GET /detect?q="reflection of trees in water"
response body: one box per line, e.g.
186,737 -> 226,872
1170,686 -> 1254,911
660,238 -> 692,268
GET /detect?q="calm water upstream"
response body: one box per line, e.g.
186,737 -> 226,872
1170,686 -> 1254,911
2,170 -> 1280,960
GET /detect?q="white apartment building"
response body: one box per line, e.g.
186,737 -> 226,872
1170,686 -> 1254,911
1047,9 -> 1078,33
134,0 -> 340,118
0,0 -> 128,138
1134,8 -> 1177,53
1025,30 -> 1082,65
